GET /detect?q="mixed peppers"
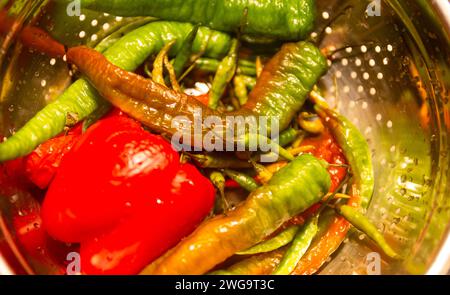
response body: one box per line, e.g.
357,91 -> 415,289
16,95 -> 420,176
0,0 -> 401,275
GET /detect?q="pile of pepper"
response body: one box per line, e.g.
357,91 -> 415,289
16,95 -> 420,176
0,0 -> 401,275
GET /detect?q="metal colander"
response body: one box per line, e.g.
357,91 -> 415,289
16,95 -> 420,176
0,0 -> 449,275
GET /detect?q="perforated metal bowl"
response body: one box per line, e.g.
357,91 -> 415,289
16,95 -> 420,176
0,0 -> 449,275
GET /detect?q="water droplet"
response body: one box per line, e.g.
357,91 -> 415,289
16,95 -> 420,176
8,105 -> 14,112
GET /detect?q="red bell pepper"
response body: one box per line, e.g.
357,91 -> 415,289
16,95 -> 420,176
41,115 -> 215,274
80,163 -> 214,274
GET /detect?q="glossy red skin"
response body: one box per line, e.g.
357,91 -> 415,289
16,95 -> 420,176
42,116 -> 180,243
0,158 -> 28,196
25,125 -> 82,190
301,131 -> 347,192
80,163 -> 215,275
41,115 -> 215,274
24,109 -> 124,190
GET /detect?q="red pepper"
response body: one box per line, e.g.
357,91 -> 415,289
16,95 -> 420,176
301,131 -> 347,192
24,109 -> 122,189
41,115 -> 215,274
0,10 -> 66,58
25,125 -> 82,190
80,163 -> 214,274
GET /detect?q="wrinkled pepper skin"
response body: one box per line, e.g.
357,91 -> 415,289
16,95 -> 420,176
42,115 -> 178,242
142,154 -> 330,274
243,42 -> 328,131
76,0 -> 316,41
25,125 -> 82,189
0,22 -> 231,162
65,41 -> 327,139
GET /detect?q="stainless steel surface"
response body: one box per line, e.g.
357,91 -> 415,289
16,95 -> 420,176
0,0 -> 449,275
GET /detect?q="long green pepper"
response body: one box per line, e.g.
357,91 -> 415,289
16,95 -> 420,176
189,152 -> 252,169
172,25 -> 199,78
73,0 -> 316,41
233,75 -> 256,105
336,205 -> 400,259
272,215 -> 319,274
278,128 -> 301,147
313,101 -> 374,209
195,58 -> 257,76
223,169 -> 259,192
209,39 -> 239,110
237,225 -> 300,255
0,22 -> 232,162
143,154 -> 331,274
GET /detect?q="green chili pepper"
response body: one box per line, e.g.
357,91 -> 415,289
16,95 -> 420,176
233,75 -> 249,106
0,22 -> 232,162
210,248 -> 286,275
212,251 -> 285,275
141,154 -> 331,274
172,25 -> 199,78
298,112 -> 325,134
210,171 -> 229,213
195,58 -> 257,76
73,0 -> 316,41
233,75 -> 256,106
240,75 -> 256,89
237,225 -> 300,255
152,40 -> 176,87
163,56 -> 181,92
240,42 -> 327,132
243,133 -> 295,162
223,169 -> 259,192
336,205 -> 400,259
312,93 -> 374,209
278,128 -> 300,147
188,153 -> 252,169
68,41 -> 327,151
272,215 -> 319,274
251,160 -> 273,184
209,39 -> 239,110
